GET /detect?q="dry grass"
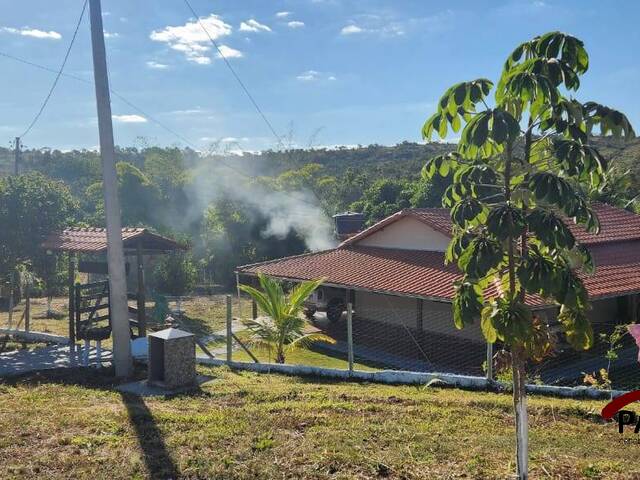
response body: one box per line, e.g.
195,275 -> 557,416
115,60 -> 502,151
0,365 -> 634,479
0,294 -> 253,340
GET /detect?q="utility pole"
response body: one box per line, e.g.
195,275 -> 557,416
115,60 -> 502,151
13,137 -> 20,175
88,0 -> 132,377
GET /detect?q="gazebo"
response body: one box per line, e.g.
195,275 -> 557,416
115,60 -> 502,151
42,227 -> 185,344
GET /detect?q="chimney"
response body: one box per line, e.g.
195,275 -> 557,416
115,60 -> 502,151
332,211 -> 365,241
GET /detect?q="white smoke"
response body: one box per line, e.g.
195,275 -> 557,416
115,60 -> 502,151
185,152 -> 337,252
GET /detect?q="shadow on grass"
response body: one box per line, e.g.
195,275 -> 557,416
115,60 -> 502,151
120,392 -> 179,479
178,314 -> 217,338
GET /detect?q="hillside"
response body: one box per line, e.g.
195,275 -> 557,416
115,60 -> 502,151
0,137 -> 638,285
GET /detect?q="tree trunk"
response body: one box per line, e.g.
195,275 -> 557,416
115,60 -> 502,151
512,347 -> 529,479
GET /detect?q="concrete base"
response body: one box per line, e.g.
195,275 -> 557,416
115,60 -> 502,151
116,375 -> 214,397
0,345 -> 111,377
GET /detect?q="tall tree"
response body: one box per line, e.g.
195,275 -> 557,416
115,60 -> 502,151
0,172 -> 77,285
421,32 -> 634,478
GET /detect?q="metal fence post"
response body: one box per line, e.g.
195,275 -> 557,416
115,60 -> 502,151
226,294 -> 232,364
24,278 -> 30,332
347,302 -> 354,375
7,272 -> 14,329
486,341 -> 494,382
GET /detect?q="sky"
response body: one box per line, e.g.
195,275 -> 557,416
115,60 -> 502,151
0,0 -> 638,152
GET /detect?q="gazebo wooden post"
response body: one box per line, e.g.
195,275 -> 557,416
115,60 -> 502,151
68,252 -> 76,346
136,241 -> 147,337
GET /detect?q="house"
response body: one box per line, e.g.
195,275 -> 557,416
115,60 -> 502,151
236,203 -> 640,376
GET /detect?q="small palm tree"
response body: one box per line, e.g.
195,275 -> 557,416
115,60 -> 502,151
239,273 -> 335,363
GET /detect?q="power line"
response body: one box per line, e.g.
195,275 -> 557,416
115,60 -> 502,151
182,0 -> 285,149
0,51 -> 193,148
19,0 -> 88,139
0,51 -> 320,207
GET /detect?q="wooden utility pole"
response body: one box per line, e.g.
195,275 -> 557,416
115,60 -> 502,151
88,0 -> 132,377
346,303 -> 354,375
13,137 -> 20,175
136,241 -> 146,337
226,295 -> 232,363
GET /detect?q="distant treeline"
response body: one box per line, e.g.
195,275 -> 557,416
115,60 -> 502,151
0,137 -> 638,287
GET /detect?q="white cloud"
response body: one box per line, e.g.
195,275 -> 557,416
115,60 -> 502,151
239,19 -> 272,33
287,21 -> 305,29
146,61 -> 169,69
170,107 -> 206,115
340,24 -> 364,35
1,26 -> 61,40
296,70 -> 336,82
216,45 -> 243,59
104,31 -> 119,38
276,11 -> 291,18
150,14 -> 234,65
297,70 -> 319,81
113,114 -> 147,123
221,136 -> 249,143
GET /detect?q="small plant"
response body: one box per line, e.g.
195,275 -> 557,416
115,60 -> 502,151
583,368 -> 611,390
583,324 -> 627,390
239,273 -> 335,364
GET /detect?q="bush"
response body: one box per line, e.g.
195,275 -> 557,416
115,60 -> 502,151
152,253 -> 197,297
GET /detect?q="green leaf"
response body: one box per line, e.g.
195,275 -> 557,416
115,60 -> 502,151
458,236 -> 503,279
486,204 -> 526,241
453,281 -> 483,329
526,208 -> 576,250
558,305 -> 593,350
480,303 -> 498,343
451,198 -> 484,227
583,102 -> 636,140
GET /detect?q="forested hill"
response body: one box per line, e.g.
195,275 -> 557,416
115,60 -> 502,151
1,137 -> 637,183
0,141 -> 456,181
0,138 -> 638,286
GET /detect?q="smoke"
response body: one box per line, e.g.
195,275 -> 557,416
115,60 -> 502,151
184,152 -> 337,252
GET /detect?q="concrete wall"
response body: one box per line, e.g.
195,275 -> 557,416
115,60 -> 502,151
355,290 -> 417,327
421,299 -> 484,342
589,297 -> 620,324
357,216 -> 451,251
354,290 -> 484,342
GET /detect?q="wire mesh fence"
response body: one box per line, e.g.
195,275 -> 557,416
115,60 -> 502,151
1,287 -> 638,392
220,290 -> 640,393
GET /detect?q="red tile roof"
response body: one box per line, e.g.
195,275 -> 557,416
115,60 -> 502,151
341,203 -> 640,247
238,203 -> 640,306
239,246 -> 460,301
583,242 -> 640,299
42,227 -> 185,253
237,246 -> 545,305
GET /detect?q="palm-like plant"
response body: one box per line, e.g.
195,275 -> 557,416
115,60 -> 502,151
239,273 -> 335,363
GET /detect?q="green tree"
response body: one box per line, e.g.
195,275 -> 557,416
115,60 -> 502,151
239,273 -> 335,363
86,162 -> 161,226
351,177 -> 445,225
152,252 -> 197,297
0,172 -> 77,281
421,32 -> 634,478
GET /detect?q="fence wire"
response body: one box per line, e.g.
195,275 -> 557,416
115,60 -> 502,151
222,291 -> 640,392
2,285 -> 638,392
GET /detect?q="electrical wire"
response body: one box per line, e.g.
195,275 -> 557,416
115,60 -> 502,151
0,51 -> 193,147
0,53 -> 319,207
19,0 -> 88,139
182,0 -> 285,150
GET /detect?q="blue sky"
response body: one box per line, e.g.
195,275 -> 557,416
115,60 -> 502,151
0,0 -> 638,152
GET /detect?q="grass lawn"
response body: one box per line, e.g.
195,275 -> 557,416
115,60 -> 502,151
0,294 -> 252,340
0,365 -> 633,479
232,345 -> 378,371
